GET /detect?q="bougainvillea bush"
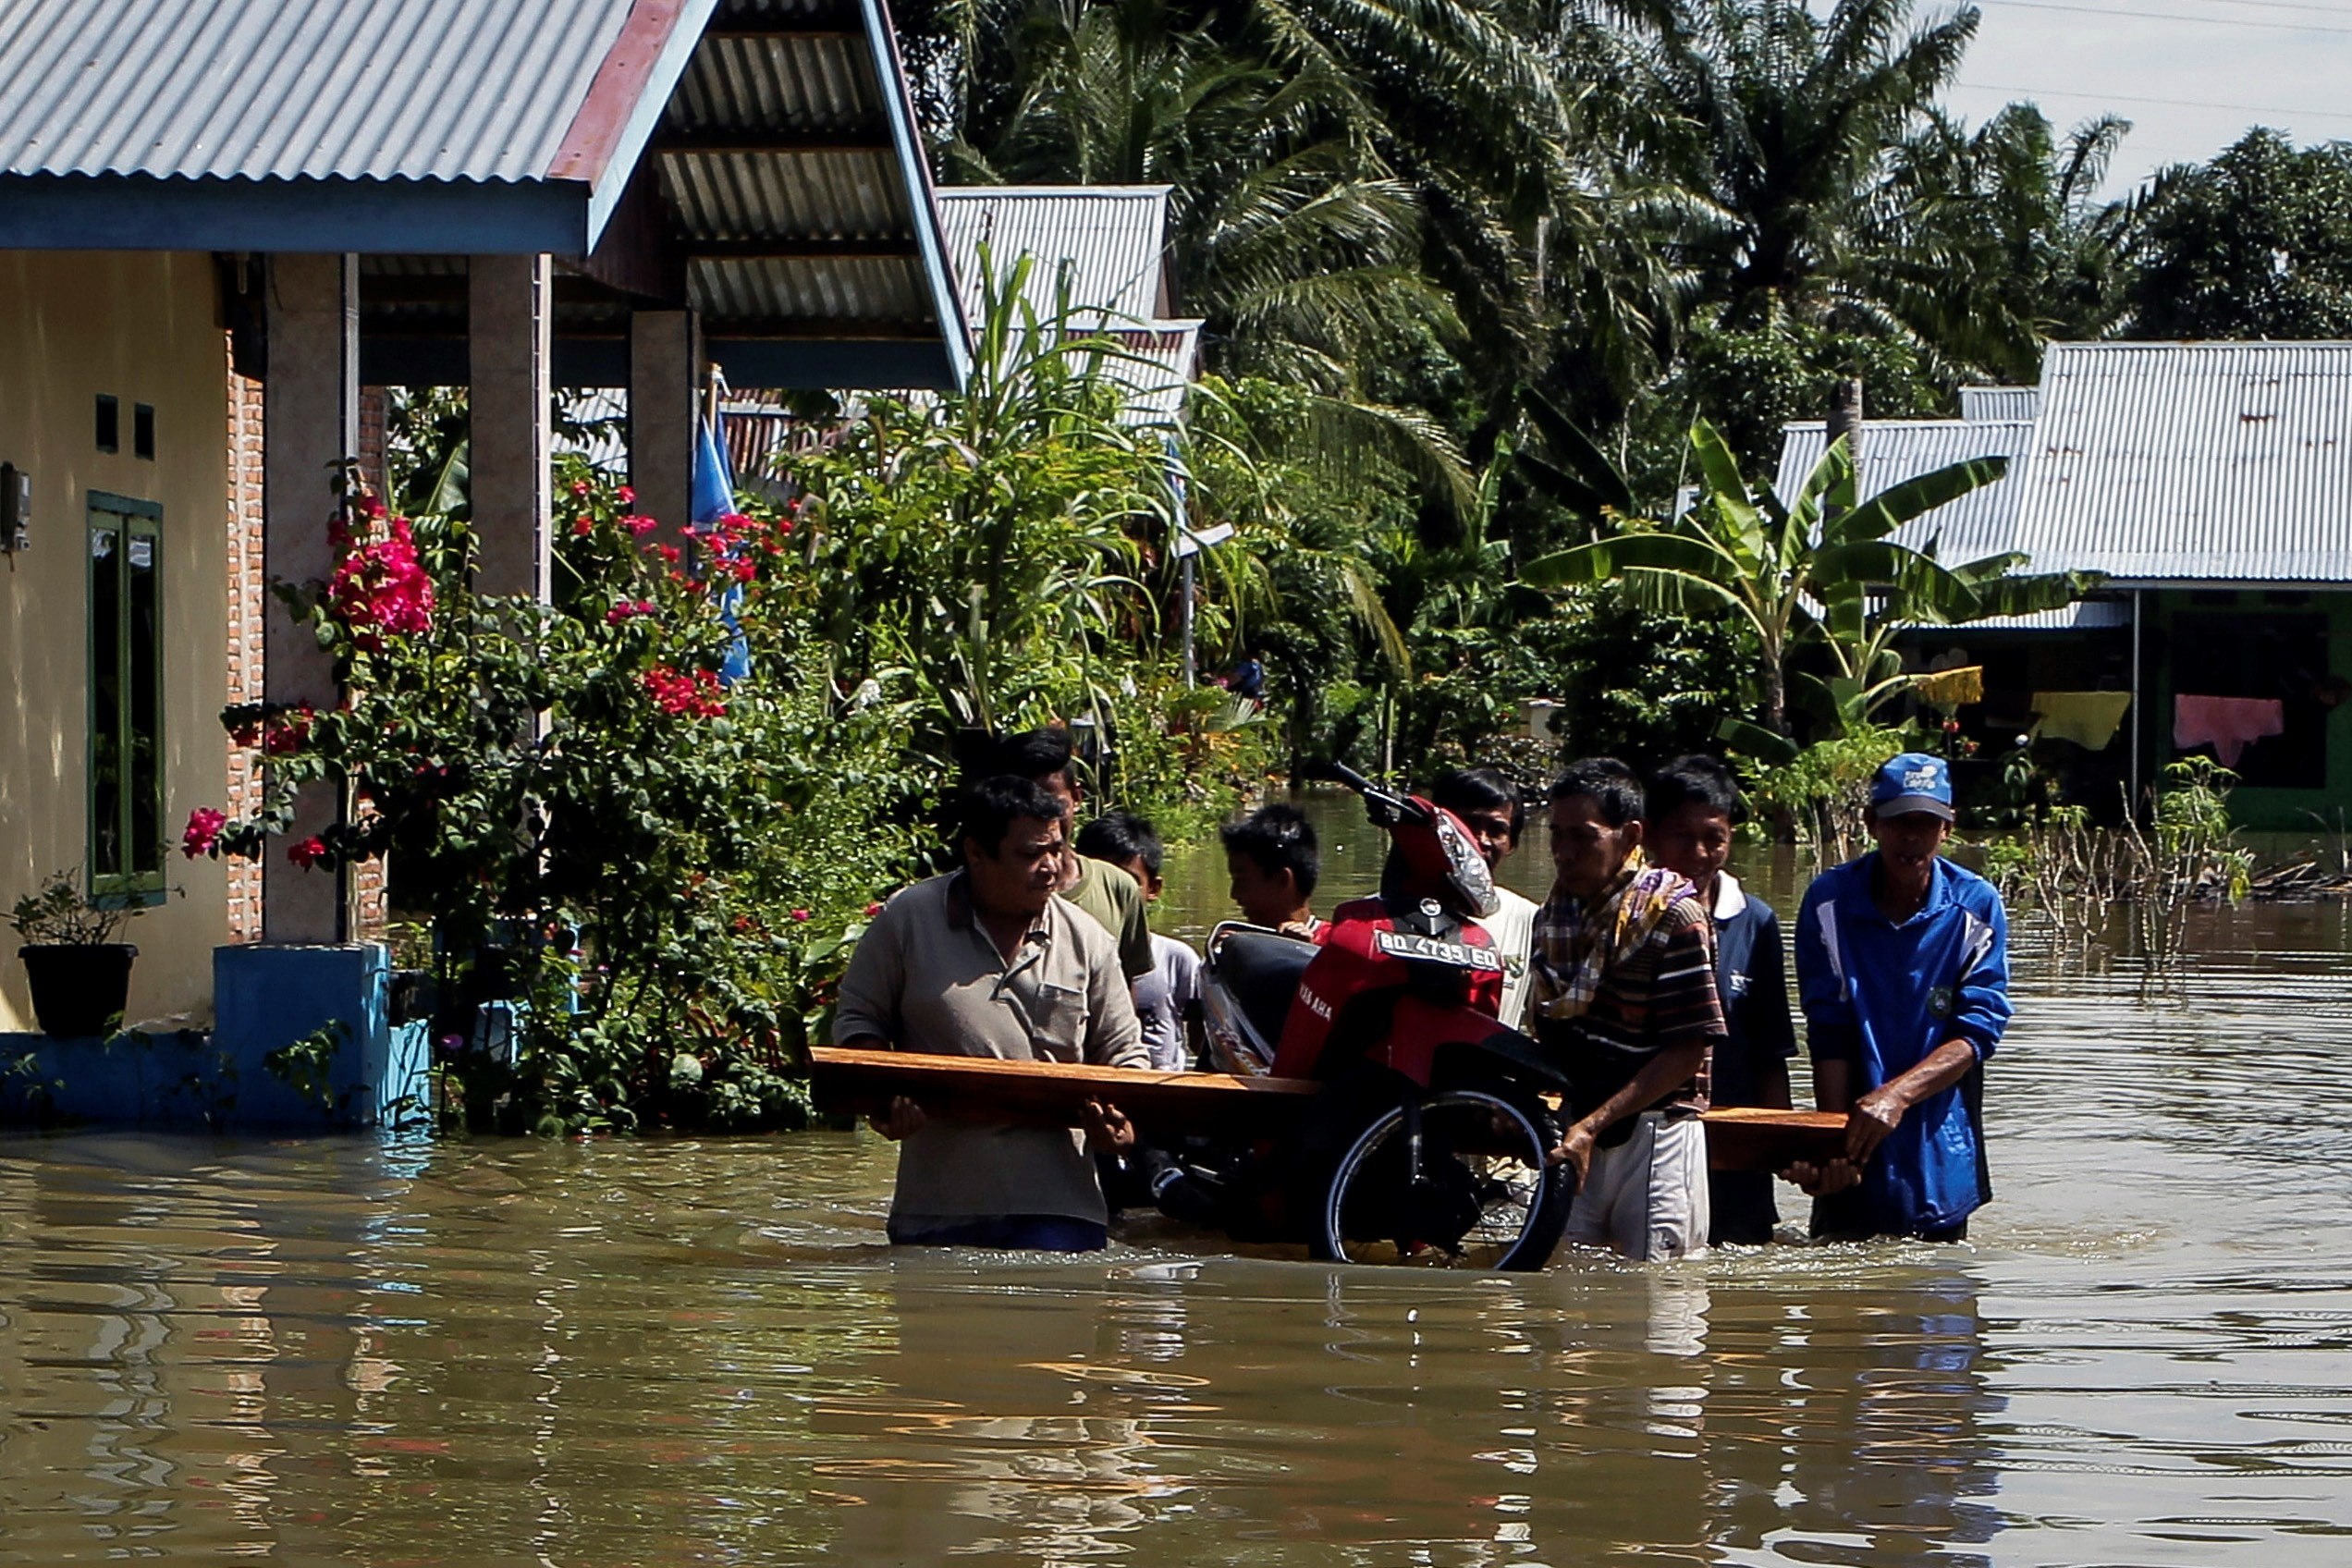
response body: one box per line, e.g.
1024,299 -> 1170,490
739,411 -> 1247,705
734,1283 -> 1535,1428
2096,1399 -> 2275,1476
187,467 -> 937,1133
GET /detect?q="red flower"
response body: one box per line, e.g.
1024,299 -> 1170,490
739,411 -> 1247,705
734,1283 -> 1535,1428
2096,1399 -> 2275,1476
863,900 -> 884,918
361,497 -> 388,521
641,665 -> 725,718
570,480 -> 592,497
181,807 -> 227,858
728,557 -> 756,582
790,908 -> 811,923
657,544 -> 681,565
618,485 -> 636,506
605,598 -> 655,625
263,704 -> 315,755
777,518 -> 793,536
625,516 -> 658,537
288,837 -> 329,870
571,514 -> 595,536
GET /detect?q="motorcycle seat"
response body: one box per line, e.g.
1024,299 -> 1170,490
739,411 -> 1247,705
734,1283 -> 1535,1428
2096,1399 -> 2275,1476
1214,927 -> 1318,1059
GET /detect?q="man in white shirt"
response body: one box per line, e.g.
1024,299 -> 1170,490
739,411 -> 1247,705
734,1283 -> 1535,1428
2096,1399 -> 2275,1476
1430,767 -> 1539,1031
1074,811 -> 1201,1072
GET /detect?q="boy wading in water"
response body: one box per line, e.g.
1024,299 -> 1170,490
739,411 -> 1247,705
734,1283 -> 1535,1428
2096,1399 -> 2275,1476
1529,758 -> 1728,1262
1644,755 -> 1796,1246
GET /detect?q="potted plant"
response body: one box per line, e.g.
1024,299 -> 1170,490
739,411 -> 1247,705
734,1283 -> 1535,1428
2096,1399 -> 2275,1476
8,870 -> 144,1037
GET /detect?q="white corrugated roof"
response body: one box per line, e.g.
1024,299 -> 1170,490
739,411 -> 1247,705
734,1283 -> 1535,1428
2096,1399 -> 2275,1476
1103,321 -> 1203,429
0,0 -> 645,184
2011,341 -> 2352,583
1775,418 -> 2037,565
1960,386 -> 2040,423
936,187 -> 1172,326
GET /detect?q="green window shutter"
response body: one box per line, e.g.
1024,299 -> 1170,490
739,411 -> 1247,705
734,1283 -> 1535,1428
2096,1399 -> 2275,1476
87,493 -> 165,905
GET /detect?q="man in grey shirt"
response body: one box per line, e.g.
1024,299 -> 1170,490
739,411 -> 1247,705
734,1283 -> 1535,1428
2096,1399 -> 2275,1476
835,776 -> 1147,1252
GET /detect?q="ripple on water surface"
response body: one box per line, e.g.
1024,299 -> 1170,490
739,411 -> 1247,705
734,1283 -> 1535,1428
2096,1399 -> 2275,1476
3,836 -> 2351,1562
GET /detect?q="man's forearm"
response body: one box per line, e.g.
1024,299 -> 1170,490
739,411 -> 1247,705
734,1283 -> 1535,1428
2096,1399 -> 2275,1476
1574,1040 -> 1709,1137
1876,1038 -> 1978,1112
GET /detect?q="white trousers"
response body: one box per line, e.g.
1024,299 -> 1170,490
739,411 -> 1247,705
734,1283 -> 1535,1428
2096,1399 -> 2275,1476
1563,1111 -> 1710,1262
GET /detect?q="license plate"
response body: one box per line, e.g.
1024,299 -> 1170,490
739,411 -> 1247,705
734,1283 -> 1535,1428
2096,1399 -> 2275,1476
1374,929 -> 1505,972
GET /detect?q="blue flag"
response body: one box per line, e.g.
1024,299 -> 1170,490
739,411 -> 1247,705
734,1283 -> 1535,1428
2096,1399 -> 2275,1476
691,413 -> 753,684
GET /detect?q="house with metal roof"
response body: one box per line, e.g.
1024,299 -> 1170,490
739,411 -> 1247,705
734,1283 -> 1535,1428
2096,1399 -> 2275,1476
0,0 -> 969,1072
935,186 -> 1202,427
1776,341 -> 2352,827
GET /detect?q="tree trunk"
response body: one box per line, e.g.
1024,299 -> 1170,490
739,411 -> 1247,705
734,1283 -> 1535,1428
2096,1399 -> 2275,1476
1761,649 -> 1789,738
1825,376 -> 1865,506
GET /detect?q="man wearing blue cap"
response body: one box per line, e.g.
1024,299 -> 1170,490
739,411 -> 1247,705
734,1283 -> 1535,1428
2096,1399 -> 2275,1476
1788,753 -> 2013,1241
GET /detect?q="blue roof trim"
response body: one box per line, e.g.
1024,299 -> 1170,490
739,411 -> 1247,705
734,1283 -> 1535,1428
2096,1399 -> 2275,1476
0,173 -> 589,255
582,0 -> 725,251
861,0 -> 971,390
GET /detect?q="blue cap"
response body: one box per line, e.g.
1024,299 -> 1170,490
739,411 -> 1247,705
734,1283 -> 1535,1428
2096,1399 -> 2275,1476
1870,752 -> 1955,821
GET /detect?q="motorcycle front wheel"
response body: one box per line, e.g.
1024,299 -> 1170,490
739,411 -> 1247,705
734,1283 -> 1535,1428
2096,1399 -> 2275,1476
1309,1084 -> 1571,1270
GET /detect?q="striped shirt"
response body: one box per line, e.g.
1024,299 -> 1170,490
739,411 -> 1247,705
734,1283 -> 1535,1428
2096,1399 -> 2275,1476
1531,891 -> 1725,1126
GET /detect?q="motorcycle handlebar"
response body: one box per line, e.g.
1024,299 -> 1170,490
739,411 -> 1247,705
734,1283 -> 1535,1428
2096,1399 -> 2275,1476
1299,759 -> 1428,826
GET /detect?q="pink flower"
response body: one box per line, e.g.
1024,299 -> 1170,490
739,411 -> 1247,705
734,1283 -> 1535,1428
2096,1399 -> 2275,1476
617,485 -> 636,506
624,516 -> 658,537
181,808 -> 227,859
790,908 -> 811,923
288,837 -> 329,870
328,513 -> 435,650
570,480 -> 592,497
604,598 -> 655,626
657,544 -> 681,565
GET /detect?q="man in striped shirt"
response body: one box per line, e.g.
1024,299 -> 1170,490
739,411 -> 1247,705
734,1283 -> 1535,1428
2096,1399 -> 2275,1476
1529,758 -> 1728,1262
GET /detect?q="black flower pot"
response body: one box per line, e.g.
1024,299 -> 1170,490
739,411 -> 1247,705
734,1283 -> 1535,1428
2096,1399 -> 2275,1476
18,943 -> 138,1037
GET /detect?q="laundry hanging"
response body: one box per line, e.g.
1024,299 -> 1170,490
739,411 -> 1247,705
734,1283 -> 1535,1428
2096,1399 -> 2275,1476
2029,692 -> 2133,751
2172,694 -> 2285,769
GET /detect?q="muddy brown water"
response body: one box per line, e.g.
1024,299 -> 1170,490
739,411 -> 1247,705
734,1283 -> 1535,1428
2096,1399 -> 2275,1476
5,792 -> 2351,1563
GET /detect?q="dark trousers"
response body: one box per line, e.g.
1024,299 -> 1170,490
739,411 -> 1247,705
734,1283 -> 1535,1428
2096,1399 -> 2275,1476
1808,1187 -> 1968,1243
1709,1170 -> 1781,1246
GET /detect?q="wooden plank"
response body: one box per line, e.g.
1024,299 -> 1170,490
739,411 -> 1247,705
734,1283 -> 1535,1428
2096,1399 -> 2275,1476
809,1046 -> 1317,1139
809,1047 -> 1850,1170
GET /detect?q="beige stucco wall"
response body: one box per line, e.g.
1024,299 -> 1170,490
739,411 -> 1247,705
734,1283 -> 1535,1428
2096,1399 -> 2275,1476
0,251 -> 235,1032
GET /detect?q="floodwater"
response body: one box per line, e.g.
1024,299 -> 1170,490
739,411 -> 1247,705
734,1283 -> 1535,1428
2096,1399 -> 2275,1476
6,796 -> 2352,1564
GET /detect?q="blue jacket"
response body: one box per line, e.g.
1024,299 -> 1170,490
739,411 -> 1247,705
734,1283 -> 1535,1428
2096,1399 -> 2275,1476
1795,854 -> 2012,1233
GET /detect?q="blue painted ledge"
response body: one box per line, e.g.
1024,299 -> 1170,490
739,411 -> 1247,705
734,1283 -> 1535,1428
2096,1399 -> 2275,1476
0,943 -> 430,1132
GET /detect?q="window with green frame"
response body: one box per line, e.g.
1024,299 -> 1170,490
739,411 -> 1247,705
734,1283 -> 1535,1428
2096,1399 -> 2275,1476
88,493 -> 164,901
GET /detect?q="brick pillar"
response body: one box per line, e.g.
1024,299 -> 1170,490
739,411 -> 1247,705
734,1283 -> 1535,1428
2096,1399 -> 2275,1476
262,253 -> 358,945
469,255 -> 554,601
223,337 -> 266,945
630,309 -> 703,535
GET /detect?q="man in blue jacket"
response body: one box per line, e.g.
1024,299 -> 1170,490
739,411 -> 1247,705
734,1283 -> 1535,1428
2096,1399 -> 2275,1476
1790,753 -> 2012,1242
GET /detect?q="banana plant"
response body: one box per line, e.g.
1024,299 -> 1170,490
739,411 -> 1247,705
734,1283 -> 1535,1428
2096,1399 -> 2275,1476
1522,421 -> 2100,741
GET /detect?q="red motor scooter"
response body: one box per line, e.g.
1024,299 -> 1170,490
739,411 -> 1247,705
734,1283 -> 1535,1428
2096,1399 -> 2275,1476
1158,763 -> 1573,1269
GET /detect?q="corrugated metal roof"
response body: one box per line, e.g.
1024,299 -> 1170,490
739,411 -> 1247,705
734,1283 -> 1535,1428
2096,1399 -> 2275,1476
1103,321 -> 1204,428
0,0 -> 639,183
1775,419 -> 2037,565
936,187 -> 1173,326
1960,386 -> 2040,423
2011,341 -> 2352,583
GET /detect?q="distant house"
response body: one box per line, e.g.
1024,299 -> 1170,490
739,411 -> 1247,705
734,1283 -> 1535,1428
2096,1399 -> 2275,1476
935,186 -> 1206,427
0,0 -> 968,1039
1778,342 -> 2352,827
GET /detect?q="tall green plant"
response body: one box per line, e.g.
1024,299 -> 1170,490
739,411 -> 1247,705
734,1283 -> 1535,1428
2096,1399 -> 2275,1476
1522,423 -> 2096,741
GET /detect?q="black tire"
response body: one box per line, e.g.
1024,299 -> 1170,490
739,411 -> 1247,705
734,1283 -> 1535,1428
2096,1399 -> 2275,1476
1307,1079 -> 1572,1270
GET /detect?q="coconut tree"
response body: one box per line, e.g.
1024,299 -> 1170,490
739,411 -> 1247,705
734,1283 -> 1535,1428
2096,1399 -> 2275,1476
1520,421 -> 2097,740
